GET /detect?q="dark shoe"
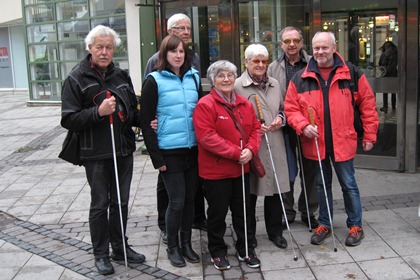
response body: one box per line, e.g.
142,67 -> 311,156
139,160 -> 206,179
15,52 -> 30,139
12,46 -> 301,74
180,231 -> 200,263
238,253 -> 261,268
345,226 -> 365,247
161,231 -> 168,244
212,256 -> 230,271
310,225 -> 331,245
95,257 -> 114,275
167,247 -> 186,267
301,215 -> 319,229
111,246 -> 146,263
192,220 -> 207,231
380,106 -> 388,113
269,235 -> 288,249
282,218 -> 294,229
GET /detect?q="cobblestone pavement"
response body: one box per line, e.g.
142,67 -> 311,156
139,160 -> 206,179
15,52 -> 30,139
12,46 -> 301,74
0,92 -> 419,280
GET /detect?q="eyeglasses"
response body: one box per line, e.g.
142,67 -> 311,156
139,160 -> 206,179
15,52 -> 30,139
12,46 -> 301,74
215,73 -> 235,80
282,38 -> 302,45
171,26 -> 191,32
250,59 -> 269,65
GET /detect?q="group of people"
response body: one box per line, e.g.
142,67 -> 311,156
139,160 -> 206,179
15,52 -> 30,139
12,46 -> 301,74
60,12 -> 379,276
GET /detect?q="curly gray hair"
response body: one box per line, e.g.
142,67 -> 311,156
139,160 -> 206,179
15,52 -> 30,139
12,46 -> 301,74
85,25 -> 121,51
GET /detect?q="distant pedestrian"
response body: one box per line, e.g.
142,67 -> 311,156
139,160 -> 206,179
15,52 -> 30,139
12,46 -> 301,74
378,41 -> 398,113
285,31 -> 379,247
60,25 -> 145,275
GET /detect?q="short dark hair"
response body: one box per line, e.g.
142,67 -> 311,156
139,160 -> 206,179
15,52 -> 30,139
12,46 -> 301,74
156,35 -> 191,73
279,26 -> 303,41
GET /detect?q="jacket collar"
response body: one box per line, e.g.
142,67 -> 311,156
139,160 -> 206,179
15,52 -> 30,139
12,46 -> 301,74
304,52 -> 350,80
210,87 -> 245,109
239,70 -> 274,89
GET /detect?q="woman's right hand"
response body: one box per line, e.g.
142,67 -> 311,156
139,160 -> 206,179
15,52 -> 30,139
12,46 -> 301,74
239,148 -> 253,164
260,123 -> 270,134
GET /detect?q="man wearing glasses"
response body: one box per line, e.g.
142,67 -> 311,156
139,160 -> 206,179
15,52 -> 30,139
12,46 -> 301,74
268,26 -> 319,230
143,13 -> 206,245
144,13 -> 200,75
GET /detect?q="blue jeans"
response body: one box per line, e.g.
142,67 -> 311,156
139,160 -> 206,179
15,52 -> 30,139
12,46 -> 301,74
84,154 -> 133,258
312,155 -> 362,228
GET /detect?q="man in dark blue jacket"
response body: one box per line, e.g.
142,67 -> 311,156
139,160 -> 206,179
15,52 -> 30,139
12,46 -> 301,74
61,25 -> 145,275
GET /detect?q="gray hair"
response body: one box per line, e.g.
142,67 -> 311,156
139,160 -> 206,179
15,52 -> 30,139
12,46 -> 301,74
167,13 -> 191,30
207,60 -> 237,86
244,44 -> 268,60
85,25 -> 121,51
313,31 -> 336,46
279,26 -> 303,41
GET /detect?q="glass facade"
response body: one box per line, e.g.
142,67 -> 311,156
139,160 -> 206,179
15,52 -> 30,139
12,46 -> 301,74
23,0 -> 127,102
18,0 -> 419,171
157,0 -> 418,171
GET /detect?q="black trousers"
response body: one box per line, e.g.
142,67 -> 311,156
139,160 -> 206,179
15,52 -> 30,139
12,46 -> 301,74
161,166 -> 198,248
203,174 -> 255,258
283,132 -> 318,221
157,173 -> 206,232
84,154 -> 133,258
383,92 -> 396,109
250,194 -> 283,238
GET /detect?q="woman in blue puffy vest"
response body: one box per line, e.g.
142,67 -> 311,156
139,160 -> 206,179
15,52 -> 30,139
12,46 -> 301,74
140,34 -> 203,267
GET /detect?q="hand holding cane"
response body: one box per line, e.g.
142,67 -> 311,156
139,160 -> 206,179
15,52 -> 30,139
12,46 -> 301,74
255,95 -> 298,261
308,107 -> 337,252
107,91 -> 130,275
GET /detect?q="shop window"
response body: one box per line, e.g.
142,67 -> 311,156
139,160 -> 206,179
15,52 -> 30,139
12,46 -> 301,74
25,3 -> 55,24
57,21 -> 90,41
89,0 -> 125,17
56,0 -> 88,21
238,0 -> 310,72
27,24 -> 57,43
91,16 -> 127,36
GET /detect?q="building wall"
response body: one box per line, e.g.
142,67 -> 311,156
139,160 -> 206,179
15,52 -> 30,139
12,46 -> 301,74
0,0 -> 22,24
10,25 -> 28,88
125,0 -> 142,95
0,27 -> 13,87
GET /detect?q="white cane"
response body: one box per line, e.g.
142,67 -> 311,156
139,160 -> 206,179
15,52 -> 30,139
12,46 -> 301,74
240,138 -> 249,260
106,91 -> 129,275
255,95 -> 298,261
296,136 -> 313,232
308,107 -> 337,252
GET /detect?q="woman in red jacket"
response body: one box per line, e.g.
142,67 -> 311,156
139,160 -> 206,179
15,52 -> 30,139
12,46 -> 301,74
193,60 -> 262,271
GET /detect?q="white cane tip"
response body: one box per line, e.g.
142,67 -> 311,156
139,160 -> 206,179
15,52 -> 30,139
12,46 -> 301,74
294,256 -> 298,261
334,248 -> 338,252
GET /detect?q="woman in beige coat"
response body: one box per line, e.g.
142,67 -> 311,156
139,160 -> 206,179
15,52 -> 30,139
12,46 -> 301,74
234,44 -> 290,249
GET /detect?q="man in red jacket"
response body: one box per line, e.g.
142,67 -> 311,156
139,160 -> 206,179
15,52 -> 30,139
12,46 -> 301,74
284,32 -> 379,247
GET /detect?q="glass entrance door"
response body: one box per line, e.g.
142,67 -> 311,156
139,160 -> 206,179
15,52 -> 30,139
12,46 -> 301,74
321,3 -> 402,170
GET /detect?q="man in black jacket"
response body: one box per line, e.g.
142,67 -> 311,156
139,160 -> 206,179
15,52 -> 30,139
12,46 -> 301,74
61,25 -> 145,275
